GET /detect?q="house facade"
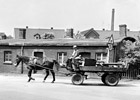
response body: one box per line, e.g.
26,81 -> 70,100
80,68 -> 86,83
0,24 -> 140,78
0,39 -> 117,73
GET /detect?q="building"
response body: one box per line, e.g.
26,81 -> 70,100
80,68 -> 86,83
14,27 -> 67,39
0,38 -> 119,73
76,24 -> 140,40
0,24 -> 139,78
0,32 -> 7,40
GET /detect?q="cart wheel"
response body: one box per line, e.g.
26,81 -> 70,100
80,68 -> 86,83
105,74 -> 119,86
71,74 -> 84,85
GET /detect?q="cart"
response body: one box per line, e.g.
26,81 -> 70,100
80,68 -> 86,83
66,59 -> 128,86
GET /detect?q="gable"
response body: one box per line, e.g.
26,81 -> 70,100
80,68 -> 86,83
80,28 -> 100,39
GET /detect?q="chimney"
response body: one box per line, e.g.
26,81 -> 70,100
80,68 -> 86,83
111,9 -> 115,31
66,28 -> 74,38
26,26 -> 28,29
51,27 -> 53,29
119,24 -> 127,37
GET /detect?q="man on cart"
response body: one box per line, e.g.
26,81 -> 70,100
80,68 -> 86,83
70,45 -> 84,71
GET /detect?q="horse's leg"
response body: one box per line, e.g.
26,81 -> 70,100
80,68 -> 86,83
50,70 -> 55,83
43,70 -> 49,82
27,69 -> 35,82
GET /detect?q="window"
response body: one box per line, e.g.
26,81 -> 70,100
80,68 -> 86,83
96,52 -> 107,63
19,29 -> 26,39
4,51 -> 12,63
57,52 -> 67,65
34,33 -> 41,39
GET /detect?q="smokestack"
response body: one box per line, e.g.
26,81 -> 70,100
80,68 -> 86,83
111,9 -> 115,31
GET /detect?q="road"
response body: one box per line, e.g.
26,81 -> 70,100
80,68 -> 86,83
0,73 -> 140,100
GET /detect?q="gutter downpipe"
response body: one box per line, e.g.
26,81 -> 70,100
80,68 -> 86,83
21,43 -> 24,74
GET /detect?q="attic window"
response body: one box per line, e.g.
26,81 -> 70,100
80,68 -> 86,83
19,29 -> 26,39
42,33 -> 55,39
34,33 -> 41,39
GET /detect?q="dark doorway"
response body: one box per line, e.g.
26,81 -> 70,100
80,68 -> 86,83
34,52 -> 43,63
79,52 -> 91,59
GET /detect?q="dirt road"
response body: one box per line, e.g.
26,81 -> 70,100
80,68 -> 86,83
0,73 -> 140,100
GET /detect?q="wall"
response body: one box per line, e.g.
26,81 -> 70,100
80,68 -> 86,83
14,28 -> 66,39
0,46 -> 21,73
0,45 -> 110,73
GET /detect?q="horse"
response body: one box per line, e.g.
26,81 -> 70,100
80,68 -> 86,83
14,55 -> 60,83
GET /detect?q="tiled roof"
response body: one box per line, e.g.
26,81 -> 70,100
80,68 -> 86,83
80,28 -> 140,40
96,30 -> 120,39
96,30 -> 140,40
0,38 -> 119,46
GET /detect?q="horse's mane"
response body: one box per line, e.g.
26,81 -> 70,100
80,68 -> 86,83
17,55 -> 30,62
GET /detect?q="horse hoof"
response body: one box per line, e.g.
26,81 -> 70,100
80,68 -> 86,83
32,78 -> 35,80
51,81 -> 54,83
43,80 -> 45,83
28,79 -> 31,82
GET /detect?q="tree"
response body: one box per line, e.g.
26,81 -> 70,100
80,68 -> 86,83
120,39 -> 140,69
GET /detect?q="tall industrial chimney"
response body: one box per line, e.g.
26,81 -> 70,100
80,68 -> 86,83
111,9 -> 115,31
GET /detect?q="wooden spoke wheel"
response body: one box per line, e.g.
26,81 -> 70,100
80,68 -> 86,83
71,74 -> 84,85
105,74 -> 120,86
101,74 -> 107,85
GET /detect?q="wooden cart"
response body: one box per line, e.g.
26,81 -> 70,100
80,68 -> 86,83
67,59 -> 128,86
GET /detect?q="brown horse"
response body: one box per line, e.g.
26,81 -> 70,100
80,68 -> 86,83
14,55 -> 60,83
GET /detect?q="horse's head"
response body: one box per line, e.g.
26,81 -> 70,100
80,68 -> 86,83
14,55 -> 22,67
14,55 -> 30,67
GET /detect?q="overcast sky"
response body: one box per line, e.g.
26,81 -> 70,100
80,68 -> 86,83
0,0 -> 140,36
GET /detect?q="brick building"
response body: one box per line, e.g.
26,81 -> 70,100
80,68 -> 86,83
0,39 -> 117,73
0,24 -> 140,78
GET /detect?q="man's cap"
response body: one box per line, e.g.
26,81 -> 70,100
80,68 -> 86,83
73,45 -> 77,48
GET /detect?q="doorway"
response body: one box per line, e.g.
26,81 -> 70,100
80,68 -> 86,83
79,52 -> 91,59
34,52 -> 43,64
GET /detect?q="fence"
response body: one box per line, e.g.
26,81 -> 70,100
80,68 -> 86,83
122,68 -> 140,79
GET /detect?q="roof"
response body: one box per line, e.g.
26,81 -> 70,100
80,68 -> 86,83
0,32 -> 6,36
0,38 -> 119,47
96,30 -> 140,40
79,28 -> 140,40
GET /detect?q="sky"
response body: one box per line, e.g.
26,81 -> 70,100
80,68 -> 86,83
0,0 -> 140,36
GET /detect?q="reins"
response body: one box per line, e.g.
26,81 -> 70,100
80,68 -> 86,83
19,56 -> 73,75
